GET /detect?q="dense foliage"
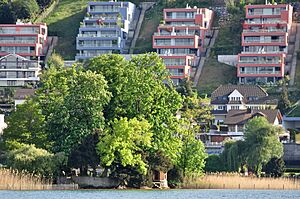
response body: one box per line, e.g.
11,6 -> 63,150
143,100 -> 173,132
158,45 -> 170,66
220,117 -> 284,176
0,0 -> 54,23
1,54 -> 210,186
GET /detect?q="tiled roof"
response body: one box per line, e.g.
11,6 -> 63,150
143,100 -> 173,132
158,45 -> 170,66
14,88 -> 35,100
224,109 -> 281,125
211,85 -> 277,105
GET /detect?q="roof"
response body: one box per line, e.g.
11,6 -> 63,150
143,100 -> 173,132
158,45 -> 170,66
211,85 -> 277,105
14,89 -> 35,100
224,109 -> 281,125
0,53 -> 29,61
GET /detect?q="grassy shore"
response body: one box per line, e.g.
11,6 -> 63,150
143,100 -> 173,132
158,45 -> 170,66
0,169 -> 52,190
182,173 -> 300,190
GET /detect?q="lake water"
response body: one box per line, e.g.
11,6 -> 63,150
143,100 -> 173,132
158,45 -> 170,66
1,189 -> 300,199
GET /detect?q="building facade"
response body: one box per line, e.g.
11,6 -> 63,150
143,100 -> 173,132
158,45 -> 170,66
0,22 -> 47,86
0,22 -> 48,60
152,6 -> 213,85
237,3 -> 293,84
210,85 -> 278,125
75,1 -> 135,60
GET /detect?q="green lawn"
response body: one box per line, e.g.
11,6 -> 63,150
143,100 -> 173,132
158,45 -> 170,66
44,0 -> 90,60
197,58 -> 237,94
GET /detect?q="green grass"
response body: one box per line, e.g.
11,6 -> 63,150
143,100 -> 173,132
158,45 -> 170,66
197,58 -> 237,94
287,105 -> 300,117
44,0 -> 90,60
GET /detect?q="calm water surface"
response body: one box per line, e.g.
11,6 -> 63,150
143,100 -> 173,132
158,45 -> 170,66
0,189 -> 300,199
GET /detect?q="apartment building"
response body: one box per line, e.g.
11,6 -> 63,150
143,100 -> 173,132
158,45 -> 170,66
0,22 -> 47,86
152,6 -> 213,85
75,1 -> 135,60
238,3 -> 293,84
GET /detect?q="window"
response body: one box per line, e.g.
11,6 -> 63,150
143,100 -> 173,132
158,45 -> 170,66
218,106 -> 223,110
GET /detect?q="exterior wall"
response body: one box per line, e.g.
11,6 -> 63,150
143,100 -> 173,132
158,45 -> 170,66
76,1 -> 136,60
238,4 -> 293,84
283,117 -> 300,130
15,99 -> 25,107
0,114 -> 7,135
217,55 -> 238,66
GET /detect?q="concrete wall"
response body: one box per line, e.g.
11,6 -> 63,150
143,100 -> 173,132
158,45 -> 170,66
283,143 -> 300,166
217,55 -> 238,66
58,176 -> 119,188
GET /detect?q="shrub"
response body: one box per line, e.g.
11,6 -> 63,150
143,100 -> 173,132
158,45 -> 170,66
12,0 -> 40,20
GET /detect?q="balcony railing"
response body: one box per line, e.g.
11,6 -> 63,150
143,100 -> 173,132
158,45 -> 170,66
0,30 -> 40,34
78,43 -> 118,47
239,60 -> 281,64
0,40 -> 36,44
164,62 -> 186,66
77,33 -> 119,38
84,16 -> 118,20
248,11 -> 281,16
245,20 -> 286,24
154,32 -> 196,36
244,39 -> 285,43
89,8 -> 120,12
243,29 -> 286,33
240,71 -> 281,74
80,24 -> 118,28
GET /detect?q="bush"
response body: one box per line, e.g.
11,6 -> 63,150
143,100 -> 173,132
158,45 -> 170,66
6,144 -> 64,178
205,155 -> 227,172
36,0 -> 53,9
0,1 -> 16,24
12,0 -> 40,20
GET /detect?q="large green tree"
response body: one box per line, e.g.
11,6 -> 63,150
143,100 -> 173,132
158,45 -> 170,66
12,0 -> 40,20
87,54 -> 183,163
2,99 -> 49,150
37,66 -> 111,154
0,1 -> 15,24
244,117 -> 284,176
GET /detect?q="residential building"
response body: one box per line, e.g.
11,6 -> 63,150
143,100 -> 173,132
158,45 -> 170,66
0,22 -> 48,86
201,109 -> 284,155
0,54 -> 40,86
0,22 -> 48,60
237,3 -> 293,84
75,1 -> 136,60
211,85 -> 278,125
152,6 -> 213,85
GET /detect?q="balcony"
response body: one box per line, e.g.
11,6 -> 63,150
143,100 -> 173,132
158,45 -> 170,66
154,32 -> 196,36
245,19 -> 286,24
240,71 -> 281,74
80,24 -> 119,28
239,59 -> 281,64
244,39 -> 285,43
243,29 -> 286,33
0,39 -> 36,44
89,8 -> 120,12
84,16 -> 118,20
77,33 -> 119,38
164,62 -> 186,66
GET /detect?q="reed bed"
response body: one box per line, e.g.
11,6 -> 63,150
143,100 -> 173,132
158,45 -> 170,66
182,173 -> 300,190
0,168 -> 53,190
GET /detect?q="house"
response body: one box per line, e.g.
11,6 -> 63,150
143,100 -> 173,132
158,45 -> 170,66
0,54 -> 40,86
14,88 -> 35,107
152,6 -> 213,85
201,109 -> 283,155
237,3 -> 293,84
211,85 -> 278,125
75,1 -> 136,60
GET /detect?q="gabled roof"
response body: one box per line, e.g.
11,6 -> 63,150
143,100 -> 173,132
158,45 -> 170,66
211,85 -> 276,105
14,88 -> 35,100
224,109 -> 282,125
0,53 -> 29,61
